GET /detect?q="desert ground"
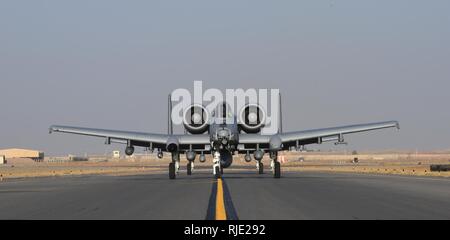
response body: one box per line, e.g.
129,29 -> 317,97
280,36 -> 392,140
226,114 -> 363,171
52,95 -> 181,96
1,151 -> 449,180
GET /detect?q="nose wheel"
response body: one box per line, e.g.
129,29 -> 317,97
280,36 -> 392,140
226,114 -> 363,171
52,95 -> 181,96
213,151 -> 222,179
214,166 -> 221,179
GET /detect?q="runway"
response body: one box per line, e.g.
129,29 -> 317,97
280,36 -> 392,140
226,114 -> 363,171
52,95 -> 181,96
0,170 -> 449,220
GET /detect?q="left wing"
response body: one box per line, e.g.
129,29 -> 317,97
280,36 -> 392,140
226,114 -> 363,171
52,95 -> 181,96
280,121 -> 399,144
238,121 -> 399,151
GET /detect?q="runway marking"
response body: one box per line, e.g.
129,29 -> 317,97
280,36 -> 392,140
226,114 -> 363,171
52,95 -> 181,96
215,179 -> 227,220
205,178 -> 239,220
221,178 -> 239,220
205,180 -> 217,220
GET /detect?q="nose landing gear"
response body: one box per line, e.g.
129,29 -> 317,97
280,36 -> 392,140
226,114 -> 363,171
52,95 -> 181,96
213,151 -> 222,179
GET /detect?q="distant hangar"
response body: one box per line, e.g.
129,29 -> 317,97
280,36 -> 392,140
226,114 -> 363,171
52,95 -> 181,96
0,148 -> 44,163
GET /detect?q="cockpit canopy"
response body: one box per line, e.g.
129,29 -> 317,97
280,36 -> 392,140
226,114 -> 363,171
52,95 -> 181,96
211,102 -> 234,124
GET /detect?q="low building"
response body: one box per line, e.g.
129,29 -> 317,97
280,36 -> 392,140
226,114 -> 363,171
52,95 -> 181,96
0,148 -> 44,162
68,154 -> 89,162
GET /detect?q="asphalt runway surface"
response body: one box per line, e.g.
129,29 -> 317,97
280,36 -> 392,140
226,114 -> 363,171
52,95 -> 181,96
0,170 -> 449,220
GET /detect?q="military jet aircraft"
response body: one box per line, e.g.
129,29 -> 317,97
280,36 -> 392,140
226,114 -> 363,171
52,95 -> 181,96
49,93 -> 399,179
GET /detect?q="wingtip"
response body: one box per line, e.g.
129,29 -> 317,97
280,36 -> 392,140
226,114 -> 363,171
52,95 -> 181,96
395,121 -> 400,130
49,125 -> 57,134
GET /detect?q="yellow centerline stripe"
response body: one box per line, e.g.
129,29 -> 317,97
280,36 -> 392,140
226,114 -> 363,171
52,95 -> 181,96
215,178 -> 227,220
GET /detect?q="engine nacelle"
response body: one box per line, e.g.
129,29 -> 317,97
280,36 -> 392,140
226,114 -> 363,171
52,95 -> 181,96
269,135 -> 282,151
166,137 -> 179,152
183,104 -> 210,134
219,150 -> 233,168
238,104 -> 266,133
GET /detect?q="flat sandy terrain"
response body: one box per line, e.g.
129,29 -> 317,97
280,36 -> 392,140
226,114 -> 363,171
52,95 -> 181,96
281,151 -> 450,177
1,152 -> 450,180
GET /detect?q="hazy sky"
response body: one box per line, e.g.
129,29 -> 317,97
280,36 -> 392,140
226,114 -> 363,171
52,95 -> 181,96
1,1 -> 449,155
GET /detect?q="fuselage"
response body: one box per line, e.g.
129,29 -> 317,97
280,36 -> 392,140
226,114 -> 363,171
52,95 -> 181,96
209,117 -> 239,152
207,103 -> 241,168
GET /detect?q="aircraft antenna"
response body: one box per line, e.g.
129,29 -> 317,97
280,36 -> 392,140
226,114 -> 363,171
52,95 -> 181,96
279,92 -> 283,134
168,94 -> 173,135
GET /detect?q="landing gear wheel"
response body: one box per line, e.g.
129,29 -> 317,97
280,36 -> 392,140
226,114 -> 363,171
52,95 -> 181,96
187,162 -> 192,175
274,161 -> 281,179
169,162 -> 176,179
258,162 -> 264,174
214,166 -> 221,179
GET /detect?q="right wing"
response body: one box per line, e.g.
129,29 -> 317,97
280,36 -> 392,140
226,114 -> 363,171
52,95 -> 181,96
49,125 -> 210,151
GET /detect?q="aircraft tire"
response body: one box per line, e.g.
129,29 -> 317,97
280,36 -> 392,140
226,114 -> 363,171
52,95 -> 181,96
169,162 -> 176,179
187,162 -> 192,175
274,161 -> 281,179
214,166 -> 221,179
258,162 -> 264,174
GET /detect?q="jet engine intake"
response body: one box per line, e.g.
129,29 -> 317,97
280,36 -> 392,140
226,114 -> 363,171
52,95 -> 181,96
183,104 -> 210,134
239,104 -> 266,133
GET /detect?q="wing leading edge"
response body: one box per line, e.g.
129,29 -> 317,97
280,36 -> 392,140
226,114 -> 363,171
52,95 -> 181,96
280,121 -> 399,143
50,120 -> 399,152
49,125 -> 210,150
238,121 -> 399,151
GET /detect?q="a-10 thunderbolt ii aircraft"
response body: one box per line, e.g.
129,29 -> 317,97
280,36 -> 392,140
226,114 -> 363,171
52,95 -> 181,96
49,93 -> 399,179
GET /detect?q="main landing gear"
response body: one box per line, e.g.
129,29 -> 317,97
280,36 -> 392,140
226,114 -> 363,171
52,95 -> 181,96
169,152 -> 180,180
270,151 -> 281,179
187,161 -> 194,175
169,162 -> 176,179
169,151 -> 196,179
257,161 -> 264,174
255,151 -> 281,178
